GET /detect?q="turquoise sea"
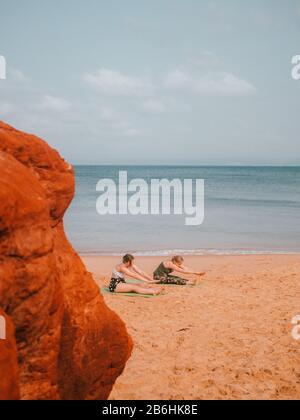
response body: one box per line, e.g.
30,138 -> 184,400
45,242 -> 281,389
64,166 -> 300,255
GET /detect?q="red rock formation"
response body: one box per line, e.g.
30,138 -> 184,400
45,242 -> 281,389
0,121 -> 132,400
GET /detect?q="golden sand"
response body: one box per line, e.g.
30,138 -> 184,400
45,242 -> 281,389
83,254 -> 300,400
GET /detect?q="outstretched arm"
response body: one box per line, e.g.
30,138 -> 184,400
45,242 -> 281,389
166,262 -> 205,276
120,266 -> 156,283
132,264 -> 154,282
181,265 -> 206,276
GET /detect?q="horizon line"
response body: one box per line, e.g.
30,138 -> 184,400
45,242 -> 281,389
71,163 -> 300,167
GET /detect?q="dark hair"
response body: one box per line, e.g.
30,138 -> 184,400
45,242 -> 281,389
172,255 -> 184,265
123,254 -> 135,265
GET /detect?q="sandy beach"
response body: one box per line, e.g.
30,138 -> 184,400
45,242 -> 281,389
83,254 -> 300,400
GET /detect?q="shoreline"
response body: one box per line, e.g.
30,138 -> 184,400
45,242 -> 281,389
79,251 -> 300,257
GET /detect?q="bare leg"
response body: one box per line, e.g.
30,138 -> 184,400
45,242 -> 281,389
115,283 -> 164,295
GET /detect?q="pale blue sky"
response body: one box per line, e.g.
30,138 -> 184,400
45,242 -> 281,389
0,0 -> 300,164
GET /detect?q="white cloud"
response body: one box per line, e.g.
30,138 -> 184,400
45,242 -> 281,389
142,99 -> 167,114
10,68 -> 27,83
40,95 -> 71,112
164,70 -> 190,90
164,69 -> 256,96
196,73 -> 256,96
84,68 -> 153,97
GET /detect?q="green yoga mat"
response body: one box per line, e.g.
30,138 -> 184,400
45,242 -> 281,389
127,279 -> 201,288
101,286 -> 157,298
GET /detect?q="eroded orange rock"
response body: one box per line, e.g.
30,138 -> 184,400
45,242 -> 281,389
0,121 -> 132,400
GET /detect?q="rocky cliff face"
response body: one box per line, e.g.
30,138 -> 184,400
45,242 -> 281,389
0,121 -> 132,400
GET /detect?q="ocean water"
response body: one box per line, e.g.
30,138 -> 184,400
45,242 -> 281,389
64,166 -> 300,255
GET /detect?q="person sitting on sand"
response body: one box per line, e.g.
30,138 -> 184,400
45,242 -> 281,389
153,256 -> 205,286
109,254 -> 164,295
